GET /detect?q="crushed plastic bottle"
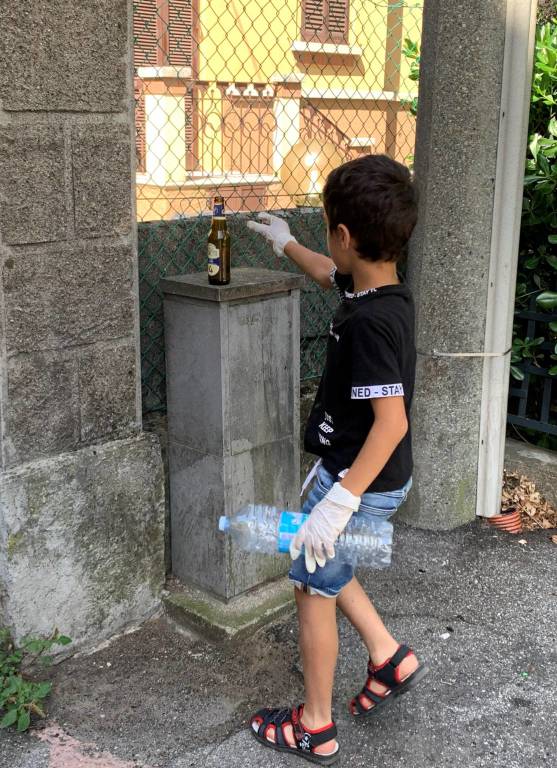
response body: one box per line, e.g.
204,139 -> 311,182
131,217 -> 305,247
218,504 -> 393,568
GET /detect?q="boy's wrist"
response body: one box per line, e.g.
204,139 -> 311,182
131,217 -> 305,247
339,477 -> 364,497
277,233 -> 297,256
339,469 -> 371,498
327,480 -> 360,510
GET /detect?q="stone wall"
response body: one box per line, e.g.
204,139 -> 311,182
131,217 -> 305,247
0,1 -> 165,646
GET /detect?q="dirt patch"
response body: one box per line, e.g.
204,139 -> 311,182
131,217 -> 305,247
42,615 -> 302,766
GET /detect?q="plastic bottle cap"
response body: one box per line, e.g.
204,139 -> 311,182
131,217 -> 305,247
218,516 -> 230,532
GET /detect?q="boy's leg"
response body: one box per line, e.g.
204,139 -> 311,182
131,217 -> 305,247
336,575 -> 418,709
264,587 -> 339,755
296,588 -> 338,736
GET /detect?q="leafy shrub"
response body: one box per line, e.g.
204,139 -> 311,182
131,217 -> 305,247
401,38 -> 420,117
0,628 -> 71,732
511,20 -> 557,449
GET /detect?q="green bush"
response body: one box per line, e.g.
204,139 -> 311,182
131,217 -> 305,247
511,19 -> 557,449
0,628 -> 71,732
401,38 -> 420,117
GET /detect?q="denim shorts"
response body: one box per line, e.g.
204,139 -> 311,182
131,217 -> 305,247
288,464 -> 412,598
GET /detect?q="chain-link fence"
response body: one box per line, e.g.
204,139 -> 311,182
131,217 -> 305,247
134,0 -> 423,413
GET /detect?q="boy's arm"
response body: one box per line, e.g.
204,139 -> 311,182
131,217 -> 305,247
247,213 -> 334,289
340,396 -> 408,497
284,241 -> 334,289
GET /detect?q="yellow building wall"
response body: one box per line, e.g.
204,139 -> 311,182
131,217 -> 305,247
197,0 -> 299,83
197,0 -> 422,96
137,1 -> 423,219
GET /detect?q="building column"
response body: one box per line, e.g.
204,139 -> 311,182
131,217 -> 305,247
199,82 -> 224,174
402,0 -> 537,529
0,1 -> 165,645
272,78 -> 303,174
383,0 -> 403,158
144,87 -> 188,185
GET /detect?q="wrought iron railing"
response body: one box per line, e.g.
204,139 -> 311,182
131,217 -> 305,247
507,297 -> 557,437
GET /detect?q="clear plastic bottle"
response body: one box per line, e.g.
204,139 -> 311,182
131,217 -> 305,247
218,504 -> 393,569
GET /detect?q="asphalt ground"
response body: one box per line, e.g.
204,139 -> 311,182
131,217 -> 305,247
2,520 -> 555,768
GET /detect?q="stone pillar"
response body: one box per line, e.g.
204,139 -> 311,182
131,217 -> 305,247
162,269 -> 304,601
0,2 -> 165,645
401,0 -> 537,529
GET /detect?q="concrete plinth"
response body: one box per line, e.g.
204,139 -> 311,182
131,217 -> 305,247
163,577 -> 295,642
162,268 -> 305,602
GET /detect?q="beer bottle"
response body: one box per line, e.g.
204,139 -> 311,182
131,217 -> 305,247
208,195 -> 231,285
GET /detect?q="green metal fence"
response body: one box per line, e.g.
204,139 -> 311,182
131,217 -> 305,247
134,1 -> 423,413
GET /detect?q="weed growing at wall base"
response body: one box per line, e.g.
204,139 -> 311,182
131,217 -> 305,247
0,628 -> 71,732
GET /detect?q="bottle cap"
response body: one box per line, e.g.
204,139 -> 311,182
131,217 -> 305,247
218,516 -> 230,532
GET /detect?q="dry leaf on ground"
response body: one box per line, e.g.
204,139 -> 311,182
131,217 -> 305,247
502,470 -> 557,531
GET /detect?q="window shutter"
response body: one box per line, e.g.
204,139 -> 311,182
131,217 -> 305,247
168,0 -> 193,68
134,0 -> 158,67
301,1 -> 349,45
301,0 -> 326,42
327,0 -> 349,44
134,79 -> 147,172
184,86 -> 195,171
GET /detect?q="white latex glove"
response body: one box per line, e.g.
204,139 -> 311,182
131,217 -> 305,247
246,213 -> 297,257
290,482 -> 361,574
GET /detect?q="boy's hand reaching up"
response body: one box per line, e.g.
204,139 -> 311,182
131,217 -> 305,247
246,213 -> 297,257
290,483 -> 361,573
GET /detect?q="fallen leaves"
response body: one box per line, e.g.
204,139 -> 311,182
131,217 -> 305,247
502,470 -> 557,533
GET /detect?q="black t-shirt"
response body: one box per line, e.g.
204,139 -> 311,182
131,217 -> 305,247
304,268 -> 416,493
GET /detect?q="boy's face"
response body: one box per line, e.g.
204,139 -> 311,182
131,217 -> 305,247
324,211 -> 354,273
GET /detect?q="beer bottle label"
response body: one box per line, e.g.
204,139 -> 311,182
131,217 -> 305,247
208,243 -> 220,276
214,203 -> 225,217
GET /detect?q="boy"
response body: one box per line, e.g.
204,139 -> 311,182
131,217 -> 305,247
246,154 -> 427,765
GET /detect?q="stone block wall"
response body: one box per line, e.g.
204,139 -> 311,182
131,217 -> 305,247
0,1 -> 165,646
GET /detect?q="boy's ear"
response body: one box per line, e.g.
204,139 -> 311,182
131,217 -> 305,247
337,223 -> 352,249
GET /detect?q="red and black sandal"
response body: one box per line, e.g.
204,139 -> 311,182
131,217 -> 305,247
350,643 -> 428,718
250,704 -> 340,765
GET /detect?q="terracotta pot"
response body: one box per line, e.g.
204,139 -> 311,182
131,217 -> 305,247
487,507 -> 523,534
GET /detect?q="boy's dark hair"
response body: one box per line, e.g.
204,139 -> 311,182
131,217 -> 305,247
323,154 -> 418,263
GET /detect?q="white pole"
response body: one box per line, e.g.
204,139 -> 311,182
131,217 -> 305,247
476,0 -> 538,517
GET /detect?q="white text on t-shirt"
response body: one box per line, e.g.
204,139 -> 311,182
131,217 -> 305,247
351,383 -> 404,399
